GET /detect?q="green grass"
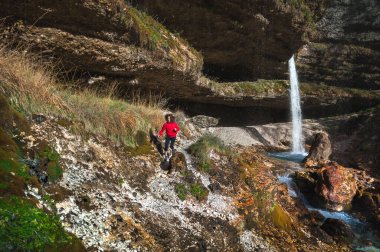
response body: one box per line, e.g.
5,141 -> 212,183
205,77 -> 289,96
188,134 -> 232,172
175,182 -> 208,201
189,183 -> 208,201
0,197 -> 72,251
0,47 -> 165,147
175,183 -> 188,201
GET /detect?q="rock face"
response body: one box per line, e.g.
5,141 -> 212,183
297,0 -> 380,89
0,0 -> 209,99
303,132 -> 332,166
131,0 -> 324,81
190,115 -> 219,128
295,163 -> 358,211
209,121 -> 325,150
317,107 -> 380,178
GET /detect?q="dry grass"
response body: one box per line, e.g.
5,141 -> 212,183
0,46 -> 165,146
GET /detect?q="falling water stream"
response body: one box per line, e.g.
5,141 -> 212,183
288,55 -> 305,154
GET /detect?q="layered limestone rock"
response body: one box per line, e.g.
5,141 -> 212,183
131,0 -> 325,81
297,0 -> 380,89
0,0 -> 209,99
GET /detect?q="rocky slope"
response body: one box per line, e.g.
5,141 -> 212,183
297,0 -> 380,89
5,113 -> 350,251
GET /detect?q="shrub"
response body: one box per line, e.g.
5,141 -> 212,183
175,183 -> 188,201
189,183 -> 208,201
188,134 -> 231,172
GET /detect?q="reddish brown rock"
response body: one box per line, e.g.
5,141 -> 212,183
315,164 -> 357,211
295,163 -> 358,211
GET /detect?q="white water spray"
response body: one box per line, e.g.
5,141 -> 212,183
288,55 -> 305,154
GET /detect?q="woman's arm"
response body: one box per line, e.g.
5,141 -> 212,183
158,123 -> 167,137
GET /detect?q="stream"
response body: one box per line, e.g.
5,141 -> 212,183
269,152 -> 380,252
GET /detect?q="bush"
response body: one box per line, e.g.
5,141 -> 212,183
189,183 -> 208,201
175,183 -> 188,201
188,134 -> 231,172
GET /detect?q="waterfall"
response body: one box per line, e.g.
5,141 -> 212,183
288,55 -> 305,154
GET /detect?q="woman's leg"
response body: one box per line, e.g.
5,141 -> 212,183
164,136 -> 170,151
170,137 -> 176,150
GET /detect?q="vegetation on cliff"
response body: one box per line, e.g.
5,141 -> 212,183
0,46 -> 165,146
0,93 -> 86,251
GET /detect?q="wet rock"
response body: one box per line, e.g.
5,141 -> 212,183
303,132 -> 332,167
297,0 -> 380,89
352,189 -> 380,224
295,163 -> 357,211
170,152 -> 187,173
190,115 -> 219,128
315,164 -> 357,211
321,218 -> 354,242
294,171 -> 317,194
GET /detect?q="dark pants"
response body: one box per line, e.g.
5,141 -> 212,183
164,136 -> 176,151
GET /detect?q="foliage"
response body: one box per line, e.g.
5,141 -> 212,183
175,182 -> 208,201
189,183 -> 208,201
0,197 -> 72,251
205,77 -> 289,96
188,134 -> 231,172
175,183 -> 188,201
125,6 -> 201,61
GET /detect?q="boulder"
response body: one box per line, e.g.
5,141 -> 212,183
170,152 -> 187,173
352,189 -> 380,224
320,218 -> 354,242
303,132 -> 332,166
316,164 -> 357,211
295,163 -> 357,211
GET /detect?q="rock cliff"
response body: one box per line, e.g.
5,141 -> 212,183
297,0 -> 380,89
0,0 -> 210,99
131,0 -> 325,81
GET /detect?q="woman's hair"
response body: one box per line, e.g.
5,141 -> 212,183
165,114 -> 175,122
164,114 -> 172,121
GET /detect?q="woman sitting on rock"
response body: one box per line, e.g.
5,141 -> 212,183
158,114 -> 180,156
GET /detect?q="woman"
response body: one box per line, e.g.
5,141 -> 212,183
158,114 -> 180,155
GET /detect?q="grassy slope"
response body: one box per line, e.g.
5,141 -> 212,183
0,46 -> 165,147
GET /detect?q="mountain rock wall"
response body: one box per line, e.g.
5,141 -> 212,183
297,0 -> 380,89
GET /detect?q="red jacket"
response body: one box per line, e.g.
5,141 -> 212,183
159,122 -> 180,138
